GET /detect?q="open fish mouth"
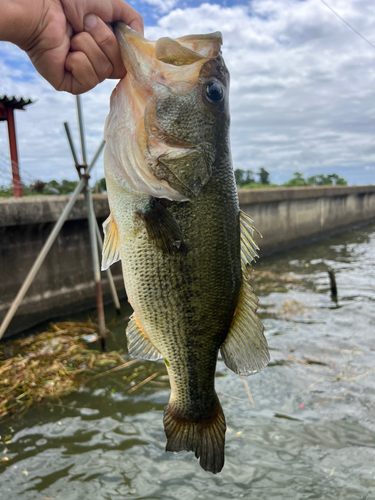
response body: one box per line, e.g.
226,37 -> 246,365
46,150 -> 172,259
104,24 -> 227,201
115,23 -> 222,92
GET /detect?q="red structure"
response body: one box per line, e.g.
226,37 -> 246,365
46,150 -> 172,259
0,95 -> 33,197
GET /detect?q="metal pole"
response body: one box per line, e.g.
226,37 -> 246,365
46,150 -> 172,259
85,182 -> 107,351
95,220 -> 121,313
63,122 -> 80,166
76,96 -> 87,164
66,120 -> 120,312
65,113 -> 107,350
0,140 -> 105,340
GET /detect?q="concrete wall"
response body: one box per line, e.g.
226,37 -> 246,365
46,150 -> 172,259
239,186 -> 375,255
0,195 -> 125,336
1,186 -> 374,336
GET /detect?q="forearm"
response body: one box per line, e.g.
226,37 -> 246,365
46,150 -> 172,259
0,0 -> 42,48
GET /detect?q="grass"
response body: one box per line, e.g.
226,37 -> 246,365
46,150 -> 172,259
239,183 -> 279,189
0,321 -> 126,424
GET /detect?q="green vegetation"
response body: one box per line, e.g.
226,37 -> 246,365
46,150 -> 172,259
259,167 -> 270,185
235,169 -> 256,186
235,167 -> 277,188
0,178 -> 107,197
0,170 -> 350,197
240,183 -> 279,189
234,168 -> 348,189
282,172 -> 348,187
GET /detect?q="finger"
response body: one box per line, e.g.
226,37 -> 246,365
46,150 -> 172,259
114,0 -> 144,35
64,50 -> 100,94
83,14 -> 125,79
61,0 -> 143,36
70,31 -> 113,82
66,20 -> 74,40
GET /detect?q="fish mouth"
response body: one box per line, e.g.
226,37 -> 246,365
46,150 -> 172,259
115,23 -> 156,92
115,22 -> 222,92
104,24 -> 224,201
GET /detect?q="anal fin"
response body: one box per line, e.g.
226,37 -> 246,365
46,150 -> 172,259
102,213 -> 121,271
126,314 -> 163,361
220,280 -> 269,376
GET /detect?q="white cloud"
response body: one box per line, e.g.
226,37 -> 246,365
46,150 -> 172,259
146,0 -> 375,184
140,0 -> 177,15
1,0 -> 375,186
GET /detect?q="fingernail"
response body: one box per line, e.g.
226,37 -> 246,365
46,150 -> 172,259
84,14 -> 98,29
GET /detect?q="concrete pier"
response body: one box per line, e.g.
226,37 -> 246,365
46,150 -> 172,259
1,186 -> 374,336
239,185 -> 375,255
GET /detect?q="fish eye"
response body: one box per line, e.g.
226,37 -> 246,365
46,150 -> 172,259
205,81 -> 224,103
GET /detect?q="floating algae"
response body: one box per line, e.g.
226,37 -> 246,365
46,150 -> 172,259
0,321 -> 128,423
248,270 -> 303,294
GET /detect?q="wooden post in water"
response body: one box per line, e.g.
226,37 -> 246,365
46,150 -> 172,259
328,268 -> 338,301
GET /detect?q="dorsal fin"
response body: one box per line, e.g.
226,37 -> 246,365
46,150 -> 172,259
101,213 -> 121,271
126,314 -> 163,361
220,280 -> 269,376
239,210 -> 261,272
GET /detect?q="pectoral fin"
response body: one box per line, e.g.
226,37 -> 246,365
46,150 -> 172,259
137,198 -> 187,254
126,314 -> 163,361
101,213 -> 121,271
220,280 -> 269,376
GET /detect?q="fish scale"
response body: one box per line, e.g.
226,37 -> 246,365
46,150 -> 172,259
102,23 -> 269,474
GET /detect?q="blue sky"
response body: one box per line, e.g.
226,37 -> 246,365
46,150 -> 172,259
1,0 -> 375,187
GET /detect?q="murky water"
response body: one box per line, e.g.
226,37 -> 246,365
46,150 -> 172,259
1,223 -> 375,500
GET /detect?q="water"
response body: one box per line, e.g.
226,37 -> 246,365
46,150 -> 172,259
1,223 -> 375,500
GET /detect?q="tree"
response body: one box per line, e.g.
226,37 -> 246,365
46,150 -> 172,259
243,170 -> 255,185
286,172 -> 349,187
31,180 -> 46,193
98,177 -> 107,192
306,175 -> 318,186
234,169 -> 245,186
45,180 -> 61,194
258,168 -> 270,185
234,169 -> 255,187
336,176 -> 348,185
60,179 -> 79,194
283,172 -> 307,187
327,173 -> 347,186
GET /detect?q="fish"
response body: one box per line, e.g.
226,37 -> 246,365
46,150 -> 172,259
102,22 -> 270,474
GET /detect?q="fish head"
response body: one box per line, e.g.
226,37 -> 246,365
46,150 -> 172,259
104,23 -> 230,201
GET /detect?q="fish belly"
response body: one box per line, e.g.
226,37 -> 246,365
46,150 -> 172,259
107,171 -> 241,473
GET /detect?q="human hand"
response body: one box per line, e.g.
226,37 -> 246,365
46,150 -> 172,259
0,0 -> 143,94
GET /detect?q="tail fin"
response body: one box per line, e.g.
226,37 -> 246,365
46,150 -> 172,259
163,401 -> 226,474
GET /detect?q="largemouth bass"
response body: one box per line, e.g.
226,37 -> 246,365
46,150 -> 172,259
102,23 -> 269,474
